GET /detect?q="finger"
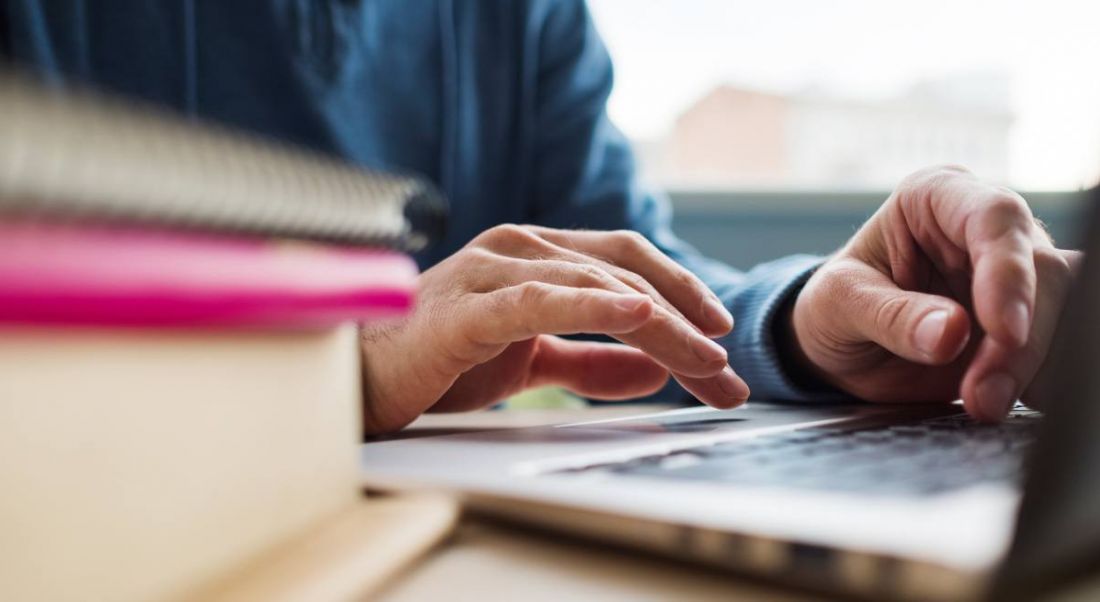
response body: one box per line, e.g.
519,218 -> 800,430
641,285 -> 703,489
903,172 -> 1037,347
474,283 -> 655,344
528,336 -> 671,399
823,259 -> 971,364
496,255 -> 697,335
484,234 -> 705,339
529,227 -> 733,337
965,196 -> 1036,348
481,263 -> 730,378
672,368 -> 751,410
960,249 -> 1074,421
558,252 -> 702,335
470,229 -> 730,376
614,306 -> 730,378
959,338 -> 1026,423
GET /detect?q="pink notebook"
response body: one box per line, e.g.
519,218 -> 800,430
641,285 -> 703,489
0,221 -> 418,328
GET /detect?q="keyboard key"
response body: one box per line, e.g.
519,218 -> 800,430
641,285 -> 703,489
887,425 -> 929,436
582,412 -> 1039,497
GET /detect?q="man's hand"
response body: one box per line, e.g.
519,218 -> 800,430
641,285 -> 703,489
791,165 -> 1081,422
360,225 -> 748,433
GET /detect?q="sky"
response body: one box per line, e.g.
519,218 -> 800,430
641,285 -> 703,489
588,0 -> 1100,190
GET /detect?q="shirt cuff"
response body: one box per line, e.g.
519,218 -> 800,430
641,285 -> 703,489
718,254 -> 849,402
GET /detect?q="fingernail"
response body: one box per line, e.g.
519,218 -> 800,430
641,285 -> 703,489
716,366 -> 749,405
1005,300 -> 1031,346
975,373 -> 1016,421
692,336 -> 728,364
914,310 -> 948,357
704,297 -> 734,329
615,295 -> 648,312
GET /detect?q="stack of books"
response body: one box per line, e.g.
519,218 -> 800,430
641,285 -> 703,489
0,74 -> 452,602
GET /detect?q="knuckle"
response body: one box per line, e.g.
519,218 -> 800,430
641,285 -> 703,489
571,287 -> 603,309
813,260 -> 861,302
618,270 -> 651,293
461,246 -> 499,267
899,164 -> 969,189
1001,255 -> 1034,282
873,295 -> 911,335
573,263 -> 611,287
489,283 -> 550,338
673,267 -> 703,292
514,281 -> 551,309
493,223 -> 529,238
896,164 -> 976,205
894,176 -> 935,207
483,288 -> 513,323
443,306 -> 480,351
895,170 -> 926,193
476,223 -> 538,249
451,247 -> 514,293
611,229 -> 650,252
984,190 -> 1030,220
934,163 -> 973,176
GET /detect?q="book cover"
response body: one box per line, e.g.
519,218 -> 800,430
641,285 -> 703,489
0,220 -> 418,328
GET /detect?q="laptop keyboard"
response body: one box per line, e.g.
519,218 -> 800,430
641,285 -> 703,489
562,408 -> 1041,496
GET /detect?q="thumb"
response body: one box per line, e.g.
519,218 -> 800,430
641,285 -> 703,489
843,264 -> 972,365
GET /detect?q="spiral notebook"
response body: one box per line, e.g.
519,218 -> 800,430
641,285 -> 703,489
0,72 -> 445,327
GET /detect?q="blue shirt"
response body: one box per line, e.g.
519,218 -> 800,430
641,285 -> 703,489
0,0 -> 827,403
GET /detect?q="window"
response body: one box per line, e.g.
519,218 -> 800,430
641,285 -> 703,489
590,0 -> 1100,192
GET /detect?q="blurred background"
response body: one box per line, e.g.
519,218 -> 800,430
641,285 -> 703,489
512,0 -> 1099,407
588,0 -> 1100,268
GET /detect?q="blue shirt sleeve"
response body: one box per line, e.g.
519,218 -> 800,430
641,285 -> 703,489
527,0 -> 844,403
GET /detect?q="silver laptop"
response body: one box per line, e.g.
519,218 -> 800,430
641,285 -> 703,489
360,191 -> 1100,602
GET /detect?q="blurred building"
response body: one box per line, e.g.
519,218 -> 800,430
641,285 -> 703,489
654,73 -> 1014,189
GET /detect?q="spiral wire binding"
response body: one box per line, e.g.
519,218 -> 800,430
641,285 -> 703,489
0,71 -> 446,250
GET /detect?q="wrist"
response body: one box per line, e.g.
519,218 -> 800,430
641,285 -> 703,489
773,281 -> 839,395
359,321 -> 418,435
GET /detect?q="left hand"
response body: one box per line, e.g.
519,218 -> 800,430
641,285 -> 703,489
790,165 -> 1081,421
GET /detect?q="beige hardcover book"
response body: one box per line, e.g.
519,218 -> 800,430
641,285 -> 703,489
195,494 -> 459,602
0,325 -> 368,602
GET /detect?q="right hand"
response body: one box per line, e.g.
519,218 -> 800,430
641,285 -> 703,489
359,224 -> 748,434
787,167 -> 1080,421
